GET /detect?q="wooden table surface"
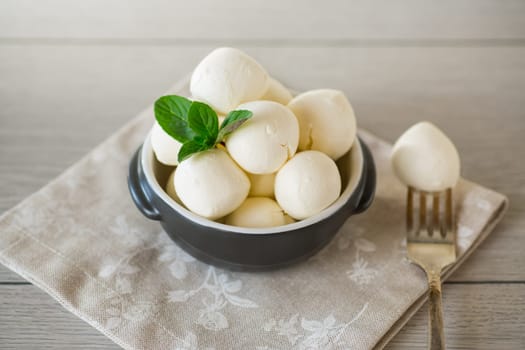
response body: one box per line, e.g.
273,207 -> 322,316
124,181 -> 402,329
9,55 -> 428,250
1,1 -> 524,349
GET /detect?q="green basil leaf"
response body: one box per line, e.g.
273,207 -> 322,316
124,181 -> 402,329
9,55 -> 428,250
217,109 -> 253,142
188,101 -> 219,144
154,95 -> 194,143
177,140 -> 211,163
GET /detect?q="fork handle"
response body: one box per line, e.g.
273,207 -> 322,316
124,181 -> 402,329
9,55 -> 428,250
428,271 -> 445,350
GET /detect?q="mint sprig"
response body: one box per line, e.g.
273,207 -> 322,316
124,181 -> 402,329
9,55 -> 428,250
217,110 -> 253,141
154,95 -> 194,143
188,101 -> 219,147
154,95 -> 252,162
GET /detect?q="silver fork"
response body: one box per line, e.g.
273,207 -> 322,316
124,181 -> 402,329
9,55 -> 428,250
406,187 -> 457,350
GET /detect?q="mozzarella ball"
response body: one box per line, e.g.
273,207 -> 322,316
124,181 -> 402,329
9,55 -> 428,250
247,172 -> 275,197
225,197 -> 286,228
190,47 -> 269,114
225,100 -> 299,174
391,122 -> 460,192
275,151 -> 341,220
165,169 -> 182,204
288,89 -> 356,160
151,122 -> 182,166
261,77 -> 293,105
174,149 -> 250,219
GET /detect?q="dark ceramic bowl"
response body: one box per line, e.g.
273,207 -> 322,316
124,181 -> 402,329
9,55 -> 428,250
128,132 -> 376,270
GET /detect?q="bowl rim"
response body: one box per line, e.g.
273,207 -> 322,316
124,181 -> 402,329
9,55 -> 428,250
141,130 -> 364,234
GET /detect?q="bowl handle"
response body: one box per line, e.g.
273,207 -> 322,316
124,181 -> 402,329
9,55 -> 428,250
354,138 -> 377,214
128,146 -> 162,221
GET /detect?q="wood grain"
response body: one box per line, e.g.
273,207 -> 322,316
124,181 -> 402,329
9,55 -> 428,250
386,283 -> 525,350
0,284 -> 523,349
0,285 -> 120,349
1,0 -> 525,41
0,45 -> 523,283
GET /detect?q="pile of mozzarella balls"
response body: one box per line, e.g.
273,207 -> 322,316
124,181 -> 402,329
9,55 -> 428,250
151,48 -> 357,228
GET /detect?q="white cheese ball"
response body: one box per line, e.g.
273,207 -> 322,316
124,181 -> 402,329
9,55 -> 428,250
174,149 -> 250,220
190,47 -> 269,115
225,100 -> 299,174
151,122 -> 182,166
391,121 -> 460,192
247,172 -> 276,197
261,77 -> 293,105
275,151 -> 342,220
288,89 -> 357,160
225,197 -> 286,228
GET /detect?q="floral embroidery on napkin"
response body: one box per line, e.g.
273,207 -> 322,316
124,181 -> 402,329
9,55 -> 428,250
260,303 -> 368,350
168,266 -> 258,331
158,242 -> 196,280
346,238 -> 379,286
331,226 -> 379,286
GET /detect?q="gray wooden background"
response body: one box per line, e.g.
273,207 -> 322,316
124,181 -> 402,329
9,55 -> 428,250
0,1 -> 524,349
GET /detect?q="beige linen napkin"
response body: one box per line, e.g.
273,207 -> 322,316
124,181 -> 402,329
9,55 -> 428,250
0,79 -> 508,350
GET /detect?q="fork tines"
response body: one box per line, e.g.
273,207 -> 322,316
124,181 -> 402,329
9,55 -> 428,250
406,187 -> 455,243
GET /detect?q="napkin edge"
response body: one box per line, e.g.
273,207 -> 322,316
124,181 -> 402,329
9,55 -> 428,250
0,247 -> 132,350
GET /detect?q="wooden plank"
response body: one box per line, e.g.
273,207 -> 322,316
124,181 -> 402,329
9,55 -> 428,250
386,283 -> 525,350
0,268 -> 24,283
0,283 -> 523,349
0,45 -> 524,284
1,0 -> 525,41
0,285 -> 120,349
